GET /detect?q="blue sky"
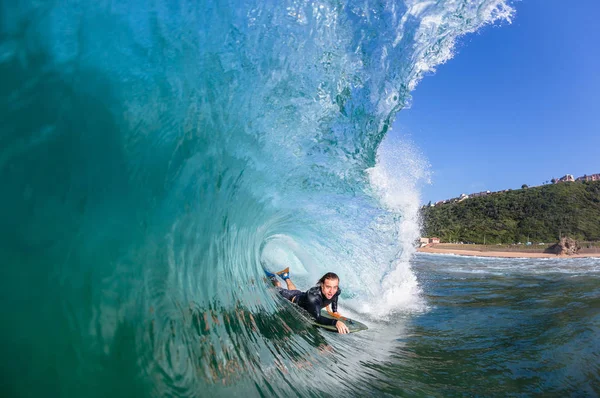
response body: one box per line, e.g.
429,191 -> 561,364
393,0 -> 600,204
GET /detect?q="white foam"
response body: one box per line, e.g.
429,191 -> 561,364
361,133 -> 431,316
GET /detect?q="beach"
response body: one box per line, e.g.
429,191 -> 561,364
418,243 -> 600,258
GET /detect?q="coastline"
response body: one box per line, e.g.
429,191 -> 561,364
417,244 -> 600,259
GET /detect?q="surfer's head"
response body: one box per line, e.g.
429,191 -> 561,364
317,272 -> 339,300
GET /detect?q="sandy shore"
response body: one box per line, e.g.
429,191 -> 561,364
417,245 -> 600,259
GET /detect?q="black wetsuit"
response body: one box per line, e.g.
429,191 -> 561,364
278,285 -> 341,326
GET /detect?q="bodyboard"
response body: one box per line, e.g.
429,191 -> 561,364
278,295 -> 368,333
313,309 -> 368,333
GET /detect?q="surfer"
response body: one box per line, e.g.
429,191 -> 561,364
265,268 -> 350,334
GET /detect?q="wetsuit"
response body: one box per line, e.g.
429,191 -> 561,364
277,285 -> 341,326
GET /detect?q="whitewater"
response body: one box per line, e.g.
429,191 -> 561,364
2,0 -> 599,396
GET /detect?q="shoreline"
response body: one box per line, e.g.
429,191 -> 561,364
417,244 -> 600,259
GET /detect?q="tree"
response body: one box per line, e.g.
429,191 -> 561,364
522,184 -> 529,189
420,181 -> 600,243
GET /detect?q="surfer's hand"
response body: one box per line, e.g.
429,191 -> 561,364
335,321 -> 349,334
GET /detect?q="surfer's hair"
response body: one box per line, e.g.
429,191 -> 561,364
317,272 -> 339,285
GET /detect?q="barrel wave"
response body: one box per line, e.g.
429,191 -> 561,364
0,1 -> 513,396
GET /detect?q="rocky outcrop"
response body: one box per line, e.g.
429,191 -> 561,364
546,237 -> 581,255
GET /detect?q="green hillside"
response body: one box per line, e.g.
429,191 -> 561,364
421,181 -> 600,244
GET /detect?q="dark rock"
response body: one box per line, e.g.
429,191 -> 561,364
545,237 -> 580,255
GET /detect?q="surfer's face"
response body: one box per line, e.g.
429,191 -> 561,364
321,278 -> 339,300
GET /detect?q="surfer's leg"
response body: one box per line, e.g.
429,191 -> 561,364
275,267 -> 297,289
276,267 -> 290,280
267,277 -> 281,287
263,268 -> 280,286
277,287 -> 303,302
284,278 -> 297,291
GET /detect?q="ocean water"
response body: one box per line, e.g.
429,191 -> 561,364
5,0 -> 598,397
408,254 -> 600,397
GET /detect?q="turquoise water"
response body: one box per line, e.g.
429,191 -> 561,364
5,1 -> 597,397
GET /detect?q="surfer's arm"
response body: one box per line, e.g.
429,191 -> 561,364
331,292 -> 339,313
316,314 -> 337,326
335,320 -> 349,334
306,295 -> 337,326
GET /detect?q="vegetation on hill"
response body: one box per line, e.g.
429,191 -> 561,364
421,181 -> 600,244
